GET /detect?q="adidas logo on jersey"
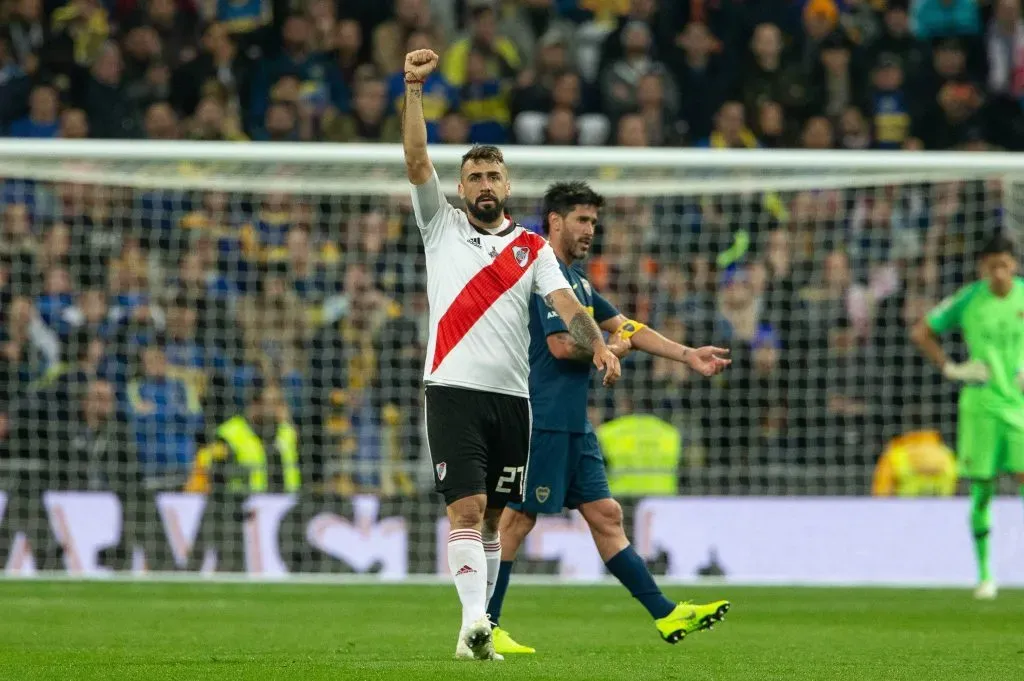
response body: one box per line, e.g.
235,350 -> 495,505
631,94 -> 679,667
455,564 -> 477,576
467,237 -> 481,248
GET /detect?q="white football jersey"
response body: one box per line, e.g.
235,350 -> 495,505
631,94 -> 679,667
411,170 -> 570,397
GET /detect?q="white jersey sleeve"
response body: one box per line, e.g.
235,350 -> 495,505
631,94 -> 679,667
532,241 -> 572,298
410,168 -> 458,249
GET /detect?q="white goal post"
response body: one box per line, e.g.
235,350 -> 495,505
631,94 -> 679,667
0,140 -> 1020,194
0,140 -> 1021,583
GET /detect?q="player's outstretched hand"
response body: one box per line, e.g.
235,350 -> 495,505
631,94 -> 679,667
594,347 -> 621,386
686,346 -> 731,377
404,49 -> 439,81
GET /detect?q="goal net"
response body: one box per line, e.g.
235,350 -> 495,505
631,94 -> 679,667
0,141 -> 1018,580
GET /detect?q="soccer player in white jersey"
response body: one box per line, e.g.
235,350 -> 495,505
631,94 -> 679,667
402,49 -> 622,661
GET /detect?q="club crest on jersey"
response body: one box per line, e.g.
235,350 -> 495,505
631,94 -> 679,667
436,462 -> 447,481
582,279 -> 592,295
513,246 -> 530,268
535,486 -> 550,503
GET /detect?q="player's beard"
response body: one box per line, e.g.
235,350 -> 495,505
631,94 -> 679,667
571,238 -> 592,260
466,194 -> 505,224
564,234 -> 591,261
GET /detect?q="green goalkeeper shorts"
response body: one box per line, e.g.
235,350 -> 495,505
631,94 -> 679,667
957,407 -> 1024,480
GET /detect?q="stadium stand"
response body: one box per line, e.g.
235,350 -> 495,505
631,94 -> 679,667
0,0 -> 1019,511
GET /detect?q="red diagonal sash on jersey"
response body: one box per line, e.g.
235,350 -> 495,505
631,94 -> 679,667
432,231 -> 544,373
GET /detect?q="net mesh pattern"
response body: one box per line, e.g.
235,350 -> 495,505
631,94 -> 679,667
0,145 -> 1014,575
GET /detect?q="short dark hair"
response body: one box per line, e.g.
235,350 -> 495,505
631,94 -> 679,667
541,181 -> 604,233
979,232 -> 1017,260
461,145 -> 505,170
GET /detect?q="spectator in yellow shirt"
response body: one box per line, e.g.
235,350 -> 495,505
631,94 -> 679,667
442,2 -> 519,87
51,0 -> 108,66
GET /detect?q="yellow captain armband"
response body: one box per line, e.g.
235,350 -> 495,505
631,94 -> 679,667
613,319 -> 646,340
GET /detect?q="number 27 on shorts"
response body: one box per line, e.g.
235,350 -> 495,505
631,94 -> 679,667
496,466 -> 524,493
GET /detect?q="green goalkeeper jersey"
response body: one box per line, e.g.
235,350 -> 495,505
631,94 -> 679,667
926,278 -> 1024,426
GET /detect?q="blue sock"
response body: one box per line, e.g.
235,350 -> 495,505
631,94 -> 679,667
605,546 -> 676,620
486,560 -> 514,626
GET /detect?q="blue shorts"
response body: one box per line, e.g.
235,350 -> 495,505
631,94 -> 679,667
508,429 -> 611,515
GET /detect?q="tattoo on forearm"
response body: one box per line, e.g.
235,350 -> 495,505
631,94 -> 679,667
402,88 -> 421,132
568,311 -> 603,352
564,336 -> 593,361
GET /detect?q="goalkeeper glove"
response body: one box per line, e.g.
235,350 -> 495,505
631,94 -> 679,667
942,360 -> 990,385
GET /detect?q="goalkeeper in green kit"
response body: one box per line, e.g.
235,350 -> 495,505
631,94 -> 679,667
911,233 -> 1024,600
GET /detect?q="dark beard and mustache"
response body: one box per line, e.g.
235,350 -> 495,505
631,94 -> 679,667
571,240 -> 592,259
561,233 -> 591,260
465,194 -> 505,224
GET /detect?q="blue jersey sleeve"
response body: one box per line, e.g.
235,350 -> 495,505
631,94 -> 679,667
535,294 -> 567,336
592,290 -> 620,324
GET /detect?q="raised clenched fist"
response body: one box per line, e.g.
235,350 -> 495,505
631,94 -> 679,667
404,49 -> 439,82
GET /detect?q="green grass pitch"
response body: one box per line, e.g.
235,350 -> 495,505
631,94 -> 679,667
1,581 -> 1022,681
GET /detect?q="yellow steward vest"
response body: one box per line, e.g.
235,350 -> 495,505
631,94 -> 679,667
216,416 -> 300,493
597,415 -> 681,496
872,431 -> 956,497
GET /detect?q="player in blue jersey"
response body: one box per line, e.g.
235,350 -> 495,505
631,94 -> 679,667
486,182 -> 732,653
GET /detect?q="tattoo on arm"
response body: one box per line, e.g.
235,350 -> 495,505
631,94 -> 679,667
567,310 -> 603,353
546,291 -> 604,358
402,88 -> 421,131
552,332 -> 593,361
403,85 -> 431,184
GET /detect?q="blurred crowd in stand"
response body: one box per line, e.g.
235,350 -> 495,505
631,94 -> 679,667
0,0 -> 1013,496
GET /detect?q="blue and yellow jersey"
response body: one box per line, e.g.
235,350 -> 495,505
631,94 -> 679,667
216,0 -> 271,35
529,261 -> 619,433
386,72 -> 456,144
461,78 -> 510,144
165,340 -> 230,403
239,211 -> 291,263
442,37 -> 520,87
180,210 -> 246,269
871,90 -> 910,150
180,210 -> 235,241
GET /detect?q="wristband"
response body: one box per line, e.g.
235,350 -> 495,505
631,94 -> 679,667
613,319 -> 646,341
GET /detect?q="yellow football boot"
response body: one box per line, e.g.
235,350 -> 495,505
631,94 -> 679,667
492,626 -> 536,654
655,600 -> 731,644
